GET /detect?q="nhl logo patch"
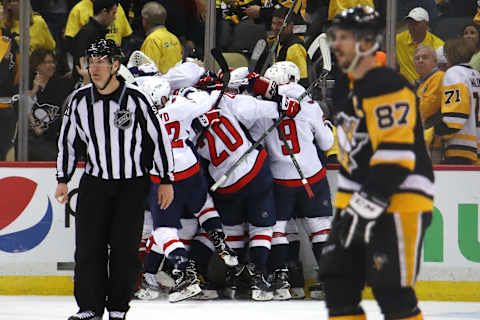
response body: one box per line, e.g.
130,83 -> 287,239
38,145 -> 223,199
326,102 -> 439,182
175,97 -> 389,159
114,110 -> 133,129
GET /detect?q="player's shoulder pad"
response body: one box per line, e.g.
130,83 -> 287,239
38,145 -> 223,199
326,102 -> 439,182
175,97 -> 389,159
126,82 -> 159,114
358,67 -> 412,99
443,65 -> 469,86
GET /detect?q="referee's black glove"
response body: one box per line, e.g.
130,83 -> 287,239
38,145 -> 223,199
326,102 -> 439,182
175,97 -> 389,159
337,191 -> 388,248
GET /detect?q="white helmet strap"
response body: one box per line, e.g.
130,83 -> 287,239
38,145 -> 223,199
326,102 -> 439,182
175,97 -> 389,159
345,35 -> 381,74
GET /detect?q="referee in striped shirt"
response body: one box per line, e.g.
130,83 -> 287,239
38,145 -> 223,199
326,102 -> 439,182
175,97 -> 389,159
55,39 -> 174,320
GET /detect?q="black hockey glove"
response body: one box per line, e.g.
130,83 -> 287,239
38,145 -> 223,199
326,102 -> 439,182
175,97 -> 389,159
191,109 -> 221,134
337,191 -> 388,248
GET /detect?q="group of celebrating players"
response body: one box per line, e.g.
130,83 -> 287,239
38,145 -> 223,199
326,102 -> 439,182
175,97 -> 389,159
117,47 -> 335,303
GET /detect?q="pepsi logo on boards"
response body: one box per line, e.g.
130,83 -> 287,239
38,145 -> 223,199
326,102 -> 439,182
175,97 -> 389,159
0,177 -> 53,253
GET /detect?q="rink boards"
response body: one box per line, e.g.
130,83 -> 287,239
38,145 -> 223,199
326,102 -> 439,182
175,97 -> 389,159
0,163 -> 479,301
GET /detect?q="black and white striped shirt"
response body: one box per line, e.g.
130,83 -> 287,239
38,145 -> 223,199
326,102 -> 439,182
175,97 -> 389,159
56,81 -> 174,183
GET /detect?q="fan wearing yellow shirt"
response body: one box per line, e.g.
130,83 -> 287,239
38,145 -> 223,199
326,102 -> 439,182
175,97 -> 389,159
140,2 -> 182,75
413,44 -> 444,160
0,0 -> 55,54
396,7 -> 443,83
270,6 -> 308,86
64,0 -> 132,46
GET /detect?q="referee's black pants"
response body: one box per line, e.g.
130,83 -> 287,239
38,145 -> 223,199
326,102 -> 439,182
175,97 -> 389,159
74,174 -> 149,314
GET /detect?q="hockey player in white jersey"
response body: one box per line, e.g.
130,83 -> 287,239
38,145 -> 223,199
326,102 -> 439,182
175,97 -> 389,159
435,38 -> 480,164
138,77 -> 238,303
190,83 -> 301,301
249,61 -> 334,300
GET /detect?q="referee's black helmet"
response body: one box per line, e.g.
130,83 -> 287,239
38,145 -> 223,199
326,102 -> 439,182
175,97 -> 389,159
86,39 -> 123,62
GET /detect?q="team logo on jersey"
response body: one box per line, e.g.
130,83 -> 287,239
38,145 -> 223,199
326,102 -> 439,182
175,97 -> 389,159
373,253 -> 388,271
114,110 -> 133,129
336,112 -> 369,174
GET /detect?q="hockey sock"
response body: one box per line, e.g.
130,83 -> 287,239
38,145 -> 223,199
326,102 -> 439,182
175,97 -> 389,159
168,248 -> 189,270
200,217 -> 222,233
233,247 -> 248,264
144,251 -> 163,274
312,242 -> 326,264
249,246 -> 270,270
372,287 -> 421,320
288,240 -> 301,262
188,240 -> 214,277
324,278 -> 363,316
268,244 -> 289,272
136,239 -> 148,290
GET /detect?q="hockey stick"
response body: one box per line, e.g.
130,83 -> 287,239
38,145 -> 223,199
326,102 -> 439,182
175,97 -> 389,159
307,33 -> 332,73
277,123 -> 314,198
249,39 -> 268,73
211,47 -> 231,109
195,48 -> 231,146
260,0 -> 300,75
127,50 -> 156,69
211,72 -> 329,192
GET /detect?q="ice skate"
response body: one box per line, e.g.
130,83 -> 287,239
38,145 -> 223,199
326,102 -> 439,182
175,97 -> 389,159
168,260 -> 201,302
192,278 -> 219,300
135,273 -> 163,300
208,230 -> 239,267
271,268 -> 291,300
245,263 -> 273,301
288,260 -> 305,299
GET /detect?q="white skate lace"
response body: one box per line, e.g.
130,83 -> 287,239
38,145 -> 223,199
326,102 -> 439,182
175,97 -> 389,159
109,311 -> 126,319
73,311 -> 96,319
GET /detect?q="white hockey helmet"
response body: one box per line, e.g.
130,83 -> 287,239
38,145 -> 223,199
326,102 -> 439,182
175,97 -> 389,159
228,67 -> 249,90
139,76 -> 171,109
264,61 -> 300,84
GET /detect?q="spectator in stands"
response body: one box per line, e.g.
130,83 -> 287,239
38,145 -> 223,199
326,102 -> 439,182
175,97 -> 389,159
397,0 -> 438,24
269,6 -> 308,86
464,24 -> 480,72
413,44 -> 444,159
32,0 -> 70,48
396,7 -> 444,83
0,28 -> 18,161
64,0 -> 132,54
27,49 -> 81,161
435,38 -> 479,164
244,0 -> 308,36
140,2 -> 181,74
304,0 -> 329,42
73,0 -> 118,77
0,0 -> 55,54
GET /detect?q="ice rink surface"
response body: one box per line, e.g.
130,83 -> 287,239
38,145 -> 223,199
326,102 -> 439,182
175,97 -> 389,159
1,296 -> 480,320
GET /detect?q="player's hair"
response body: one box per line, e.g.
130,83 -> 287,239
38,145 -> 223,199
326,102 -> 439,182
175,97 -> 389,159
141,1 -> 167,27
93,0 -> 118,16
30,49 -> 56,72
444,38 -> 477,66
272,6 -> 294,24
414,44 -> 437,63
